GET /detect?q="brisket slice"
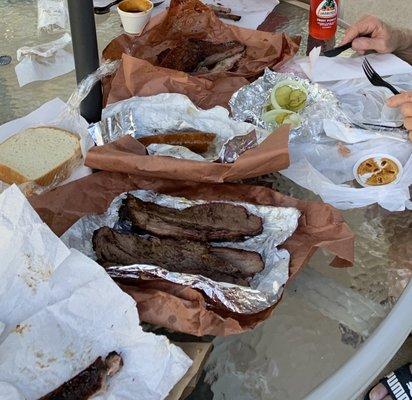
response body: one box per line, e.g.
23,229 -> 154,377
39,352 -> 123,400
157,40 -> 202,72
158,39 -> 245,73
93,227 -> 264,285
119,195 -> 263,242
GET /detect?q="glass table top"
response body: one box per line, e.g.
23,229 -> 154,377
0,1 -> 410,399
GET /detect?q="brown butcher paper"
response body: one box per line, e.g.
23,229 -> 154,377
102,0 -> 300,108
85,125 -> 290,183
30,172 -> 354,336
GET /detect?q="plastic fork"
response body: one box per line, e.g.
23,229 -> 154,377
94,0 -> 121,14
362,58 -> 400,95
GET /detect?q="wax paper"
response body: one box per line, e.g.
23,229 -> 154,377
151,0 -> 279,30
102,0 -> 300,109
0,185 -> 191,399
30,172 -> 354,336
37,0 -> 69,32
278,75 -> 412,211
15,33 -> 74,87
297,50 -> 412,82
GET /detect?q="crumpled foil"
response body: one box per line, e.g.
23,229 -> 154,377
61,190 -> 301,314
229,69 -> 346,142
88,93 -> 271,163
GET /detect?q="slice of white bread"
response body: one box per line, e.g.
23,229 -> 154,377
0,127 -> 82,186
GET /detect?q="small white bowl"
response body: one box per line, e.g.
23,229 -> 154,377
117,0 -> 153,35
353,153 -> 403,188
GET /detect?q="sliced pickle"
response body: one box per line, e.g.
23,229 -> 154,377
269,79 -> 308,112
288,89 -> 307,111
275,85 -> 293,108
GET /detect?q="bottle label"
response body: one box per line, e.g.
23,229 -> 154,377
316,0 -> 338,19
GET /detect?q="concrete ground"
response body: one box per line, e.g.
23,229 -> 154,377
340,0 -> 412,30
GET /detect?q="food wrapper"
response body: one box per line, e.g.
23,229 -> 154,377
61,189 -> 301,314
15,33 -> 75,87
0,185 -> 191,399
102,0 -> 300,109
89,93 -> 272,161
30,172 -> 355,336
37,0 -> 69,32
229,69 -> 345,142
85,130 -> 290,183
86,93 -> 290,178
325,74 -> 412,140
0,98 -> 93,196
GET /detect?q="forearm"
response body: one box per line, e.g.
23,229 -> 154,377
393,28 -> 412,64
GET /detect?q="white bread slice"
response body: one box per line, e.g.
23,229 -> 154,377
0,127 -> 82,186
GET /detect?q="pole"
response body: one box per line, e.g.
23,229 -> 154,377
67,0 -> 102,123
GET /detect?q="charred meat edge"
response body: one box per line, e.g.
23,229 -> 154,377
93,227 -> 264,285
158,39 -> 246,73
119,194 -> 263,242
39,352 -> 123,400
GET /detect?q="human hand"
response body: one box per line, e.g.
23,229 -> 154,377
342,15 -> 401,55
387,92 -> 412,140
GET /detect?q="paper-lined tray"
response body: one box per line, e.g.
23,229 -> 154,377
30,172 -> 355,336
61,189 -> 301,315
85,93 -> 291,183
102,0 -> 299,109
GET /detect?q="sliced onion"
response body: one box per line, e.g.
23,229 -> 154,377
262,109 -> 302,128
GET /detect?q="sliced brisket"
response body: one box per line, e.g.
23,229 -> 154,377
39,352 -> 123,400
158,39 -> 246,73
119,195 -> 263,242
93,227 -> 264,285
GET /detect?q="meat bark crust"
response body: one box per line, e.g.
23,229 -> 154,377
119,195 -> 263,242
39,352 -> 123,400
93,227 -> 264,285
157,39 -> 246,73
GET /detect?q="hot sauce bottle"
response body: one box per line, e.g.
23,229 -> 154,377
307,0 -> 339,54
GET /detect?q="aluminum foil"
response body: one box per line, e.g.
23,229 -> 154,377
61,190 -> 301,314
88,93 -> 271,162
229,69 -> 346,142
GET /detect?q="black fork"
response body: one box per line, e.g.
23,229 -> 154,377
362,58 -> 400,95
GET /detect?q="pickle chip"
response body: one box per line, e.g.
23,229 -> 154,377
270,80 -> 308,112
288,89 -> 307,111
275,86 -> 293,108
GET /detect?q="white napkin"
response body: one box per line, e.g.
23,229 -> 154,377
0,185 -> 192,400
15,33 -> 74,87
322,120 -> 405,144
297,48 -> 412,82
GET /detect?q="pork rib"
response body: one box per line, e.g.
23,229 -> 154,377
39,352 -> 123,400
119,195 -> 263,242
93,227 -> 264,285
